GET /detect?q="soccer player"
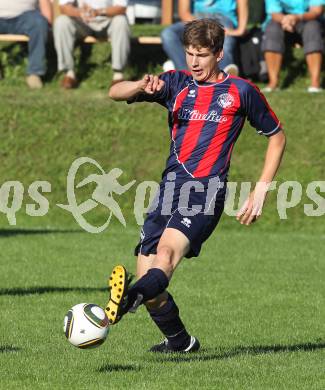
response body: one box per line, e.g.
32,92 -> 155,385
106,19 -> 286,353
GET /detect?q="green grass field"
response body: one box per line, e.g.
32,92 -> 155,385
1,41 -> 325,389
1,229 -> 325,389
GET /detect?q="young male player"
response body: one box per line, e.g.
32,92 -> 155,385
106,19 -> 286,353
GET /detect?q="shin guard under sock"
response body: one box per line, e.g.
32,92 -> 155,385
147,293 -> 191,350
126,268 -> 169,311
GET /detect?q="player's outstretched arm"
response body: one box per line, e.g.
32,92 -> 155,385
236,130 -> 286,225
108,74 -> 165,101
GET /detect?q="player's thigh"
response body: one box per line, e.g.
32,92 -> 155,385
152,227 -> 190,275
136,253 -> 156,278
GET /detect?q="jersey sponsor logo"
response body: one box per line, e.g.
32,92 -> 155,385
217,93 -> 235,109
180,217 -> 192,228
178,108 -> 227,123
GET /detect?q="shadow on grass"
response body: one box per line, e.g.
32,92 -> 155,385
0,286 -> 107,296
151,342 -> 325,363
98,364 -> 141,373
0,228 -> 83,238
281,58 -> 306,89
0,345 -> 21,353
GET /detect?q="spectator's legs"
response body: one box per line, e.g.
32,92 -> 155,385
54,15 -> 92,87
306,53 -> 322,89
107,15 -> 130,82
54,15 -> 82,73
214,14 -> 237,71
161,22 -> 187,70
0,10 -> 48,87
262,20 -> 285,89
298,20 -> 323,90
220,35 -> 237,70
264,52 -> 282,89
15,10 -> 49,77
0,18 -> 10,34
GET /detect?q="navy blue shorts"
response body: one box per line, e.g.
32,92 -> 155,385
134,179 -> 226,258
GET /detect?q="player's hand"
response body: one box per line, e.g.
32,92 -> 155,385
236,184 -> 268,226
139,74 -> 165,95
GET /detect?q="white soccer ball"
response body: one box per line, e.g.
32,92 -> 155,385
63,303 -> 109,349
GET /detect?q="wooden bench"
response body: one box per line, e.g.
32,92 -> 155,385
0,0 -> 171,45
0,33 -> 162,45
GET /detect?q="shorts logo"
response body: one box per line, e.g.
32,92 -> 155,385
181,217 -> 192,228
188,89 -> 196,98
217,93 -> 235,109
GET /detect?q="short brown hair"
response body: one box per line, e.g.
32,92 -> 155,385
183,18 -> 225,54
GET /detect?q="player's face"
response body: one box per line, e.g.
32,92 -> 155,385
185,45 -> 223,83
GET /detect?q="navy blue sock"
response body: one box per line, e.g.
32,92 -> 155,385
126,268 -> 169,310
147,293 -> 191,351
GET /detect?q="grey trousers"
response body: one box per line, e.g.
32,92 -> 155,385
54,14 -> 130,71
262,19 -> 324,55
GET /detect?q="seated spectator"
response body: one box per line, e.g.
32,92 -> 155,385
0,0 -> 53,89
161,0 -> 248,75
262,0 -> 324,92
54,0 -> 130,89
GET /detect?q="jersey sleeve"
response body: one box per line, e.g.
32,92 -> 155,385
241,81 -> 282,137
127,71 -> 190,109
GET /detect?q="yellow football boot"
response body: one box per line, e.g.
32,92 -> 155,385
105,265 -> 132,325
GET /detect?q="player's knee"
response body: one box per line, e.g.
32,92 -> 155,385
156,245 -> 174,270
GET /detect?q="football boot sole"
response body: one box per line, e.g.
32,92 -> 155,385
105,265 -> 129,325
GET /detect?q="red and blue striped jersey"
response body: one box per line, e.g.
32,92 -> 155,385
132,71 -> 282,181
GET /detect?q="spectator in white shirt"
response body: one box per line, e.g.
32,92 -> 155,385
54,0 -> 130,89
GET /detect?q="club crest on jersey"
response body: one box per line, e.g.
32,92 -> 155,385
217,93 -> 235,109
188,89 -> 196,98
